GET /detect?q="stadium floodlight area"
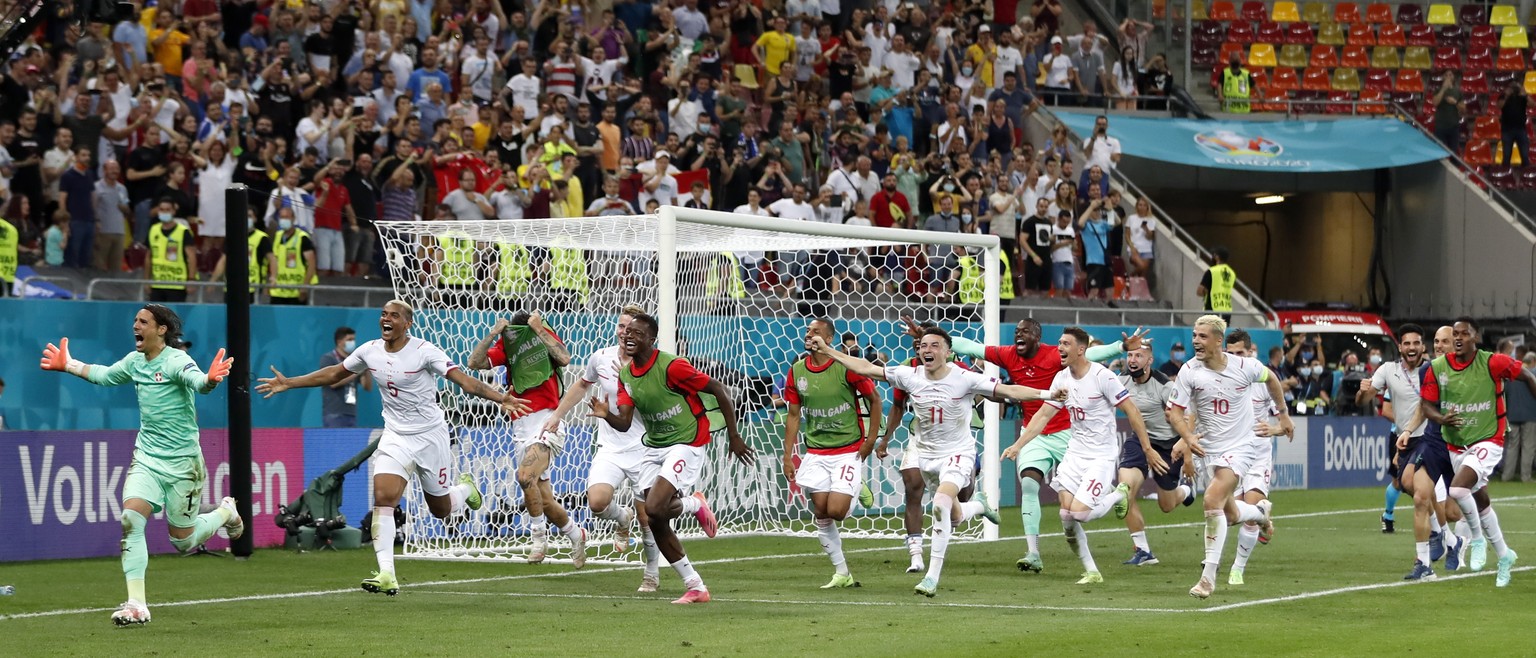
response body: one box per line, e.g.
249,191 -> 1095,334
374,207 -> 1005,564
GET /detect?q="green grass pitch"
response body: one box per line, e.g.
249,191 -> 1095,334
5,485 -> 1536,656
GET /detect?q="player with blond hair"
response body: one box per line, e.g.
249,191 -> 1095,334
1223,328 -> 1290,585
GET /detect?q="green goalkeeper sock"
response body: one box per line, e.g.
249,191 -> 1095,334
1019,475 -> 1042,537
121,509 -> 148,602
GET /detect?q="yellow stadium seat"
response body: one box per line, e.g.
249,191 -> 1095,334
1490,5 -> 1519,26
1193,0 -> 1208,20
1250,43 -> 1279,66
1524,71 -> 1536,96
1302,1 -> 1329,22
1403,45 -> 1432,69
1272,1 -> 1300,22
1501,26 -> 1529,50
1332,67 -> 1361,91
1426,4 -> 1455,25
1370,46 -> 1400,68
1279,43 -> 1310,67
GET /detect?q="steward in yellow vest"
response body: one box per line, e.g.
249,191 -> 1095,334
271,213 -> 318,305
147,200 -> 197,302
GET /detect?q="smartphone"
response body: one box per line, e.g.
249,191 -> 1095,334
351,105 -> 364,117
829,194 -> 844,207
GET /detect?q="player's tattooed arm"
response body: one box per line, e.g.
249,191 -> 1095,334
446,368 -> 532,417
467,318 -> 510,370
806,335 -> 886,380
528,312 -> 572,367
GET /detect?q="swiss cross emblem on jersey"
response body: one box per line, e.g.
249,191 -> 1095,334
153,371 -> 164,382
796,377 -> 808,392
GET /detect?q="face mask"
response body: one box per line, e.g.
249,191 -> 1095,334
1369,354 -> 1383,366
944,183 -> 956,192
1299,366 -> 1314,377
1171,349 -> 1186,361
962,66 -> 974,76
158,212 -> 173,223
343,338 -> 356,352
279,219 -> 294,231
1300,350 -> 1315,361
961,213 -> 972,223
247,216 -> 255,230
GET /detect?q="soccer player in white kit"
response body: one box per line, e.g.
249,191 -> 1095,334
1223,329 -> 1290,586
1002,327 -> 1152,585
809,327 -> 1058,597
258,300 -> 531,595
544,303 -> 677,590
1166,315 -> 1292,599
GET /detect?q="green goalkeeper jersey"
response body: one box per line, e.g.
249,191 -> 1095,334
87,347 -> 214,460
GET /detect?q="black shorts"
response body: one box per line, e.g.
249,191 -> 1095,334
1024,257 -> 1051,291
1402,437 -> 1453,490
1119,440 -> 1183,491
1085,263 -> 1112,290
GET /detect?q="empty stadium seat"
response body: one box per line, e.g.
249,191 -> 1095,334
1272,1 -> 1300,22
1210,0 -> 1237,21
1229,22 -> 1257,44
1302,1 -> 1329,23
1335,2 -> 1361,23
1502,26 -> 1529,50
1378,23 -> 1406,46
1293,89 -> 1327,112
1318,22 -> 1347,45
1490,5 -> 1519,27
1349,23 -> 1377,45
1285,21 -> 1315,43
1332,67 -> 1362,90
1364,68 -> 1394,90
1357,88 -> 1388,113
1193,45 -> 1219,67
1396,68 -> 1425,91
1492,69 -> 1520,90
1279,43 -> 1310,66
1272,66 -> 1302,90
1371,46 -> 1400,68
1470,25 -> 1498,49
1482,165 -> 1516,187
1467,47 -> 1494,71
1405,23 -> 1436,45
1398,3 -> 1425,25
1432,47 -> 1460,70
1311,44 -> 1341,67
1389,89 -> 1422,106
1518,167 -> 1536,189
1404,45 -> 1433,68
1303,66 -> 1333,90
1459,4 -> 1487,26
1193,0 -> 1209,20
1364,3 -> 1392,24
1195,20 -> 1228,44
1327,89 -> 1357,113
1257,21 -> 1285,42
1241,1 -> 1267,22
1497,48 -> 1527,71
1343,44 -> 1370,67
1464,139 -> 1494,165
1250,43 -> 1279,66
1474,114 -> 1502,140
1525,70 -> 1536,95
1427,4 -> 1455,25
1463,69 -> 1491,93
1438,24 -> 1467,46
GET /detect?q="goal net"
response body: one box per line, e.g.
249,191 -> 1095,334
374,207 -> 1005,564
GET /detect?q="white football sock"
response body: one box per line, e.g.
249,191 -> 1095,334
680,495 -> 702,515
1234,500 -> 1265,524
1233,523 -> 1260,570
1174,484 -> 1192,502
1202,510 -> 1226,582
906,534 -> 924,558
447,484 -> 469,515
670,557 -> 703,590
1449,489 -> 1484,539
1481,507 -> 1510,558
926,493 -> 954,581
1428,511 -> 1443,536
558,519 -> 577,537
815,518 -> 849,576
1085,490 -> 1126,521
530,513 -> 548,536
1073,521 -> 1096,572
957,500 -> 984,523
641,528 -> 660,576
371,507 -> 396,575
1416,541 -> 1431,564
595,504 -> 627,521
1130,530 -> 1150,553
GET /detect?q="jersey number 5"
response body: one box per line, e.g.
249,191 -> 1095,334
387,381 -> 400,397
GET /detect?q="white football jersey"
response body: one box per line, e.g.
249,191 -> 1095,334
345,337 -> 457,435
1370,360 -> 1426,438
1248,374 -> 1280,435
582,345 -> 647,452
1169,355 -> 1270,452
1046,362 -> 1130,461
884,364 -> 999,458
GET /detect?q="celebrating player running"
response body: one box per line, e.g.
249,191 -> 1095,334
40,304 -> 242,626
256,300 -> 531,595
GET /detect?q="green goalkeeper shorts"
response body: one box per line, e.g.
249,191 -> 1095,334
1016,429 -> 1072,479
123,452 -> 208,529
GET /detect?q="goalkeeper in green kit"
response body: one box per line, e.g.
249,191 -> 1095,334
40,304 -> 240,627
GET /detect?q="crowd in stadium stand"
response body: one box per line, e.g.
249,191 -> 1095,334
0,0 -> 1168,304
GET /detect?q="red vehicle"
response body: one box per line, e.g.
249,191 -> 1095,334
1273,310 -> 1398,367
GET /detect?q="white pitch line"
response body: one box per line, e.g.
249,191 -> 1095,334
1199,566 -> 1536,612
4,495 -> 1533,622
410,589 -> 1188,614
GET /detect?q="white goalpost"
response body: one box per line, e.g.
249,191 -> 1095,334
373,207 -> 1004,565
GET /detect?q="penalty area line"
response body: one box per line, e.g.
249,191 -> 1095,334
410,589 -> 1188,614
1198,566 -> 1536,612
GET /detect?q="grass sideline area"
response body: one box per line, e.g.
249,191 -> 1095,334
4,485 -> 1536,656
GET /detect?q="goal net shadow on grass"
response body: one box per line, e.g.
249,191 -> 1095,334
374,211 -> 1009,565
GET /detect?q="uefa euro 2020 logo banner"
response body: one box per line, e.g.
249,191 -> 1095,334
1194,130 -> 1285,159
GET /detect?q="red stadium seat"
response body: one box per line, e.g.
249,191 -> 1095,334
1348,23 -> 1377,45
1221,42 -> 1249,63
1491,69 -> 1520,91
1474,114 -> 1502,140
1327,90 -> 1357,113
1466,47 -> 1494,71
1432,47 -> 1460,71
1519,167 -> 1536,190
1303,66 -> 1333,90
1335,2 -> 1361,24
1193,45 -> 1219,68
1462,70 -> 1491,94
1406,24 -> 1436,46
1241,1 -> 1268,22
1229,21 -> 1257,43
1285,21 -> 1315,44
1497,49 -> 1527,72
1196,19 -> 1228,43
1257,21 -> 1285,42
1464,140 -> 1494,165
1365,3 -> 1393,24
1437,24 -> 1466,46
1377,23 -> 1406,47
1311,44 -> 1341,67
1357,88 -> 1388,113
1364,68 -> 1394,91
1459,4 -> 1487,26
1482,165 -> 1516,188
1470,25 -> 1498,49
1271,66 -> 1302,90
1342,44 -> 1370,67
1210,0 -> 1238,21
1398,3 -> 1425,26
1395,68 -> 1425,92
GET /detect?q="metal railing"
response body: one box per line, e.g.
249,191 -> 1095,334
1004,303 -> 1270,327
82,278 -> 400,307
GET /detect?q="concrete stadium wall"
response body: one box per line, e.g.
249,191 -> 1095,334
1384,161 -> 1536,318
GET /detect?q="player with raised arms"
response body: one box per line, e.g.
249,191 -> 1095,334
587,312 -> 754,604
543,303 -> 680,590
1223,329 -> 1290,585
781,318 -> 883,589
928,316 -> 1143,573
809,326 -> 1057,597
1003,327 -> 1150,584
1166,315 -> 1291,599
468,310 -> 589,566
1113,340 -> 1195,567
40,304 -> 241,626
256,300 -> 530,595
1420,317 -> 1536,587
